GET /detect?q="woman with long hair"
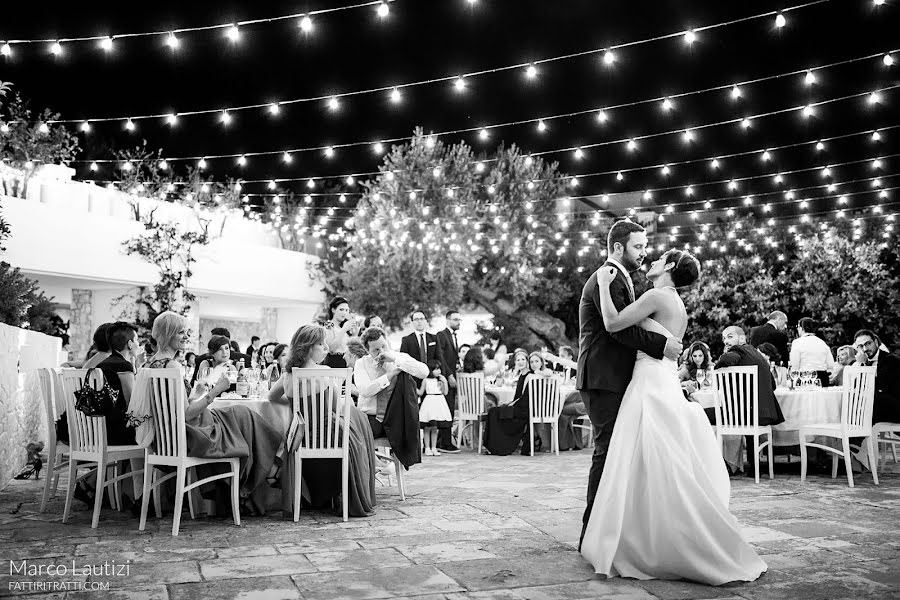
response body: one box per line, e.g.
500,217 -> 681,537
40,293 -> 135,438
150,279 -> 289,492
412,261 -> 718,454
677,341 -> 712,383
322,296 -> 353,368
268,324 -> 377,517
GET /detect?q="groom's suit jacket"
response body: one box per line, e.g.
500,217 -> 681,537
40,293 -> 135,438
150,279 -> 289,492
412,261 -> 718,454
576,262 -> 668,394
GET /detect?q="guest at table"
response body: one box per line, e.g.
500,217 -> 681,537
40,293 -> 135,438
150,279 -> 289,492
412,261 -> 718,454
509,349 -> 530,381
81,323 -> 114,369
363,315 -> 383,329
323,296 -> 354,368
757,343 -> 790,388
96,321 -> 140,446
829,345 -> 856,386
184,352 -> 196,371
483,348 -> 501,378
274,324 -> 377,517
133,311 -> 282,507
716,325 -> 785,478
190,327 -> 252,386
458,344 -> 471,368
550,345 -> 578,381
195,335 -> 233,381
483,355 -> 549,456
245,336 -> 261,360
258,342 -> 276,369
789,317 -> 835,387
853,329 -> 900,424
677,341 -> 712,384
345,337 -> 368,399
749,310 -> 790,366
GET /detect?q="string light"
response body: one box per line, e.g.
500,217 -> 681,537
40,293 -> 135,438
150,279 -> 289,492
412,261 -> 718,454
731,85 -> 742,100
389,88 -> 402,103
0,43 -> 11,57
376,1 -> 390,19
537,120 -> 548,133
299,15 -> 313,33
775,13 -> 787,27
225,25 -> 241,43
454,77 -> 466,92
596,109 -> 608,123
80,122 -> 91,133
683,30 -> 697,45
804,70 -> 816,86
165,32 -> 180,50
884,53 -> 895,67
99,37 -> 114,52
373,141 -> 384,154
50,41 -> 63,56
525,64 -> 538,79
220,110 -> 232,126
603,50 -> 616,65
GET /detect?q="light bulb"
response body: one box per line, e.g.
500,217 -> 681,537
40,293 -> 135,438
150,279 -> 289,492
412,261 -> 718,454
38,123 -> 49,134
122,161 -> 133,171
761,150 -> 771,162
165,33 -> 179,49
327,96 -> 340,111
389,88 -> 402,103
475,162 -> 484,172
377,1 -> 390,18
50,41 -> 62,56
627,139 -> 637,151
537,120 -> 547,132
324,146 -> 335,158
603,50 -> 615,65
454,76 -> 466,91
282,151 -> 292,163
872,130 -> 881,142
711,158 -> 720,169
731,85 -> 742,100
872,158 -> 883,170
373,141 -> 384,154
479,128 -> 489,141
868,91 -> 882,105
525,64 -> 538,79
198,158 -> 207,169
158,160 -> 168,170
683,128 -> 694,142
662,165 -> 670,176
80,122 -> 91,133
884,53 -> 894,67
684,186 -> 693,196
237,155 -> 247,166
662,98 -> 674,111
299,15 -> 313,33
166,113 -> 178,126
268,103 -> 280,116
100,37 -> 114,52
220,110 -> 232,125
226,25 -> 240,43
816,141 -> 825,151
1,43 -> 11,57
802,105 -> 814,118
683,30 -> 696,45
89,162 -> 98,171
741,117 -> 752,129
307,178 -> 316,189
596,109 -> 608,123
775,13 -> 786,28
124,119 -> 136,131
574,148 -> 584,160
774,173 -> 783,183
804,70 -> 816,86
616,171 -> 624,181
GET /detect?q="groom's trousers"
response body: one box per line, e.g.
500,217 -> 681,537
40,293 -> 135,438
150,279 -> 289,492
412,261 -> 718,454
579,388 -> 624,550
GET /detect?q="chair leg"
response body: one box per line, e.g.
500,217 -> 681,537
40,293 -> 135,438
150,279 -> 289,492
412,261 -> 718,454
393,453 -> 405,501
111,463 -> 121,512
230,460 -> 241,527
341,453 -> 350,523
40,446 -> 56,513
478,421 -> 484,455
767,434 -> 774,480
529,421 -> 534,456
62,460 -> 78,524
139,465 -> 153,531
799,433 -> 808,482
92,460 -> 107,529
186,468 -> 196,520
832,453 -> 839,479
753,435 -> 760,484
152,478 -> 162,519
172,466 -> 186,536
866,437 -> 879,486
842,437 -> 854,488
293,454 -> 303,522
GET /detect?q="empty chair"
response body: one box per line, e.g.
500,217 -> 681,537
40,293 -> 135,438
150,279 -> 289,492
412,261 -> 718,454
800,366 -> 878,488
872,422 -> 900,472
456,372 -> 487,452
372,439 -> 407,500
59,369 -> 144,528
526,377 -> 562,456
290,367 -> 353,522
139,368 -> 241,536
713,366 -> 774,483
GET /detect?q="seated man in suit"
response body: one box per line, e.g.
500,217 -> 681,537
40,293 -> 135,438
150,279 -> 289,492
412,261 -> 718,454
853,329 -> 900,424
715,325 -> 786,477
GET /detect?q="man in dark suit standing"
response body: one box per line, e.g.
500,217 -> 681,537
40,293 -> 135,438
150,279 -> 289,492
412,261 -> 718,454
577,220 -> 683,550
400,310 -> 445,382
748,311 -> 790,366
435,310 -> 463,453
853,329 -> 900,424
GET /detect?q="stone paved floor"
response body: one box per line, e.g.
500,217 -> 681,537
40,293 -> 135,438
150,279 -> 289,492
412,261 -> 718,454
1,448 -> 898,600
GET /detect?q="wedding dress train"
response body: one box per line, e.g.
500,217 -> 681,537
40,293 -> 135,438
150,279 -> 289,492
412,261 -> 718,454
580,319 -> 766,586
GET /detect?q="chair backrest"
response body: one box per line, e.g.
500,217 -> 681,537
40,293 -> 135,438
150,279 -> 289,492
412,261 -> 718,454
457,373 -> 485,416
37,368 -> 60,447
527,376 -> 561,421
713,366 -> 759,429
144,368 -> 189,458
59,368 -> 106,454
841,366 -> 877,431
291,367 -> 352,456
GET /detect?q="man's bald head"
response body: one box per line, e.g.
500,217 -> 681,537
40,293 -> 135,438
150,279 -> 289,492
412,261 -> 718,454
767,310 -> 788,331
722,326 -> 746,350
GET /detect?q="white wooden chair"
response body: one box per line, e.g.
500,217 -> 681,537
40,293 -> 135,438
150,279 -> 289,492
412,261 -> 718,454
372,439 -> 407,500
800,366 -> 878,488
872,422 -> 900,472
572,415 -> 594,449
290,367 -> 353,522
139,368 -> 241,536
456,373 -> 486,453
59,369 -> 145,528
526,376 -> 562,456
39,368 -> 69,512
713,366 -> 774,483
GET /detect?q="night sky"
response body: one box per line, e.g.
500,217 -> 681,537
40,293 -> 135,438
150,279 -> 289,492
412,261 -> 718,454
1,0 -> 897,241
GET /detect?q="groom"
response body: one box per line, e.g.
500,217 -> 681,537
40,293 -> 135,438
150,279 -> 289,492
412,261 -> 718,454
577,219 -> 683,549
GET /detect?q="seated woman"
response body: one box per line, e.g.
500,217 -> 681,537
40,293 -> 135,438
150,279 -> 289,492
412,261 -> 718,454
678,341 -> 713,384
133,311 -> 282,507
483,352 -> 552,455
195,335 -> 233,381
266,343 -> 288,382
268,324 -> 377,517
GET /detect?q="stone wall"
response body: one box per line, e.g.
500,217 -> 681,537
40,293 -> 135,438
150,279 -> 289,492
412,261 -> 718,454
197,317 -> 268,356
261,308 -> 278,343
68,288 -> 93,362
0,324 -> 62,490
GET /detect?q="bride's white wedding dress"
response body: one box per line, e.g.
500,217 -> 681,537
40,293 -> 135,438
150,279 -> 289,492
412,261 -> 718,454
580,318 -> 767,585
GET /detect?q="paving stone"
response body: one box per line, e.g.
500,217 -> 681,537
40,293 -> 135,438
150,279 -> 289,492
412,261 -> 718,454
169,575 -> 302,600
437,552 -> 596,592
291,564 -> 463,599
304,548 -> 413,572
395,541 -> 498,564
199,554 -> 317,579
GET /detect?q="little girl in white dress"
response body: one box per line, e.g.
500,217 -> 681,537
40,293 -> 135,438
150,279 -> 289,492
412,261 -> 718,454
418,361 -> 452,456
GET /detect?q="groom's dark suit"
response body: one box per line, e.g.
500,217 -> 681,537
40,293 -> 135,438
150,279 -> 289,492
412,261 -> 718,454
577,261 -> 668,547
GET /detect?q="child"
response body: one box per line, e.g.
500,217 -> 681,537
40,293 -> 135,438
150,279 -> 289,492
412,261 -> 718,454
418,360 -> 452,456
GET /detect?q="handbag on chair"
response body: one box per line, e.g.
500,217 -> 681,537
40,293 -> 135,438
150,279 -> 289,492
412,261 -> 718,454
73,368 -> 120,417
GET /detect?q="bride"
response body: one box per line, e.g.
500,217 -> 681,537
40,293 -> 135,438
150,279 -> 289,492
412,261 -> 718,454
580,249 -> 766,586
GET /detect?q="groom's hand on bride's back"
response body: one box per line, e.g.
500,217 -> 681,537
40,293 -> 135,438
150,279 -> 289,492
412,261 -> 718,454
663,338 -> 684,361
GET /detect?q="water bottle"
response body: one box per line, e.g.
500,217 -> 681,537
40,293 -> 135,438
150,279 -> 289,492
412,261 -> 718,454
258,366 -> 269,396
235,359 -> 249,397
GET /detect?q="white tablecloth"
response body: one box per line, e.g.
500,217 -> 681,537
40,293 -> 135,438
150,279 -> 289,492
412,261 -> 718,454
209,398 -> 291,434
691,387 -> 844,446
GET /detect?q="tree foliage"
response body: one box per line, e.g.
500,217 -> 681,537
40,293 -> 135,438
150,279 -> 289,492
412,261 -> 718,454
312,129 -> 590,349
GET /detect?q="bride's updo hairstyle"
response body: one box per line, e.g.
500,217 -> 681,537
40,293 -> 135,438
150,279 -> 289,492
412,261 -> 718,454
665,250 -> 701,288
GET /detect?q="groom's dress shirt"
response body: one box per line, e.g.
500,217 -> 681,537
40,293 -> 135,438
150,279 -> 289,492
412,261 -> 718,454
606,257 -> 635,301
355,352 -> 429,420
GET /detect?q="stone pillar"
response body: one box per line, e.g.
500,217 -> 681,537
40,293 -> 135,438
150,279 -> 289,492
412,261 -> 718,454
69,289 -> 93,362
261,308 -> 277,343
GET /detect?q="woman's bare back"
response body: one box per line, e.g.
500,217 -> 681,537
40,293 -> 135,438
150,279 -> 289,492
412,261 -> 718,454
646,287 -> 689,340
